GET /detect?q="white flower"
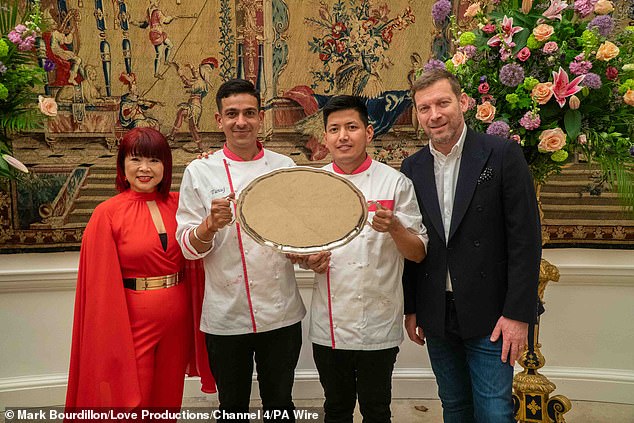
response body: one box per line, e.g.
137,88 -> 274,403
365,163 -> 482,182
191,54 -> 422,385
2,154 -> 28,173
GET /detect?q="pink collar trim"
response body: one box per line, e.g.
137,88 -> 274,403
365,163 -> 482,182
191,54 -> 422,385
223,141 -> 264,161
332,155 -> 372,175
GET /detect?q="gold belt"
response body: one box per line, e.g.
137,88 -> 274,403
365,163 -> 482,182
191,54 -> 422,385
123,273 -> 180,291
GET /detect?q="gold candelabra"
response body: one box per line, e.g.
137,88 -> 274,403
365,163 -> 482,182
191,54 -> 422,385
513,185 -> 572,422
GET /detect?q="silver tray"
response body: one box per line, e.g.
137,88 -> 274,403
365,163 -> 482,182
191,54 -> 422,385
235,166 -> 368,254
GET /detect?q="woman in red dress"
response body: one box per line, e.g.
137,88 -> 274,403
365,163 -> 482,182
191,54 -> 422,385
65,127 -> 214,412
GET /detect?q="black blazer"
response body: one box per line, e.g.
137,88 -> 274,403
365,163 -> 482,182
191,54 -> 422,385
401,128 -> 541,339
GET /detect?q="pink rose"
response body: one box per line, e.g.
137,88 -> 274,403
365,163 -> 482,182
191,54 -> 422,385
517,47 -> 531,62
605,66 -> 618,81
538,128 -> 567,152
38,95 -> 58,117
577,134 -> 587,145
478,82 -> 490,94
510,134 -> 521,144
543,41 -> 558,54
475,101 -> 496,123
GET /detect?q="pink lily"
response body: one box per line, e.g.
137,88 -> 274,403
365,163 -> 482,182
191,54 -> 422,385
551,67 -> 585,107
487,16 -> 524,47
542,0 -> 568,21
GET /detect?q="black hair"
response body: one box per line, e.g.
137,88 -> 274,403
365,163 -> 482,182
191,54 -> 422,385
322,95 -> 369,130
215,78 -> 261,112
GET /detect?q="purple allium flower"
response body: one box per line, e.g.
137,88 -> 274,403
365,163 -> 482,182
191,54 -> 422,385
480,75 -> 487,83
574,0 -> 599,17
43,58 -> 55,72
587,15 -> 615,37
569,60 -> 592,75
423,59 -> 446,72
499,63 -> 525,87
581,72 -> 602,89
0,62 -> 7,74
486,121 -> 511,138
520,111 -> 541,130
432,0 -> 452,23
630,146 -> 634,157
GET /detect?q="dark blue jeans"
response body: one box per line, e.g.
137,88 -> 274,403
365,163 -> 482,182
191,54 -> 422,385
206,322 -> 302,422
312,343 -> 399,423
426,295 -> 514,423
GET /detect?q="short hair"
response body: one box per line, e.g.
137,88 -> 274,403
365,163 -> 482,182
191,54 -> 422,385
411,69 -> 462,100
115,127 -> 173,199
215,78 -> 261,112
322,95 -> 369,130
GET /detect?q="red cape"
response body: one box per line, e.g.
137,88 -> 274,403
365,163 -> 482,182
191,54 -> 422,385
65,191 -> 215,410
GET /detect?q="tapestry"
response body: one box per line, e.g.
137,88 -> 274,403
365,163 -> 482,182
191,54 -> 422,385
1,0 -> 632,252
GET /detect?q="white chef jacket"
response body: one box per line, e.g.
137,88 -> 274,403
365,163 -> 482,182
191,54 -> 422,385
310,157 -> 428,350
176,144 -> 306,335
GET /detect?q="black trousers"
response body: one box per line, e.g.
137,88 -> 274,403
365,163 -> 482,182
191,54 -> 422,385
312,343 -> 399,423
205,322 -> 302,422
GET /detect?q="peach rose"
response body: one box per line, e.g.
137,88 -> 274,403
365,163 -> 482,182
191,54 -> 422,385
475,101 -> 496,123
568,95 -> 580,110
38,95 -> 57,117
533,24 -> 554,42
464,2 -> 481,18
538,128 -> 567,152
594,0 -> 614,15
452,51 -> 467,66
531,82 -> 553,105
596,41 -> 620,61
624,89 -> 634,106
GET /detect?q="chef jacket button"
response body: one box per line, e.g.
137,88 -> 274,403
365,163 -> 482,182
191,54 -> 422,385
333,324 -> 337,329
254,309 -> 258,314
473,240 -> 480,247
357,295 -> 362,299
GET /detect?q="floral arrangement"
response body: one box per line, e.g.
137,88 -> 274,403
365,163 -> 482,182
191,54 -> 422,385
426,0 -> 634,204
306,0 -> 415,96
0,1 -> 55,179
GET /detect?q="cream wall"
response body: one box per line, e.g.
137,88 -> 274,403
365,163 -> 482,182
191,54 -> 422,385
0,249 -> 633,407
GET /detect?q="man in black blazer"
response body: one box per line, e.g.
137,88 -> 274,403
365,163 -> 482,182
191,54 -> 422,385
401,69 -> 541,423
